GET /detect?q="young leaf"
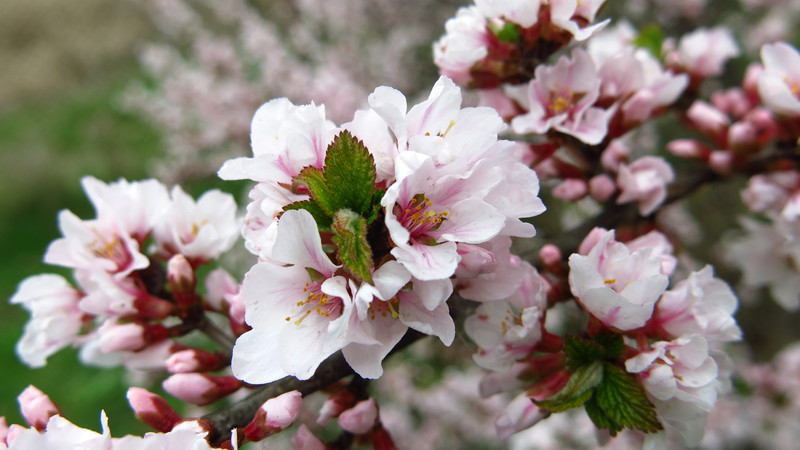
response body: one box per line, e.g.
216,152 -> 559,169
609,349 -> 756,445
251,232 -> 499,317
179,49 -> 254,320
332,209 -> 374,284
283,199 -> 332,230
634,24 -> 664,60
534,361 -> 603,413
564,335 -> 605,371
594,333 -> 625,360
323,130 -> 378,217
593,363 -> 663,434
584,394 -> 623,436
295,166 -> 338,216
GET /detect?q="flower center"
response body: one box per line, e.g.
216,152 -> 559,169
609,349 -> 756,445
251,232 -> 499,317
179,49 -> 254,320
285,282 -> 343,325
89,232 -> 133,271
397,193 -> 449,238
368,297 -> 400,321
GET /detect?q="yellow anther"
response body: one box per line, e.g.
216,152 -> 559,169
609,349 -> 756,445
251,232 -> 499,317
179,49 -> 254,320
604,278 -> 616,285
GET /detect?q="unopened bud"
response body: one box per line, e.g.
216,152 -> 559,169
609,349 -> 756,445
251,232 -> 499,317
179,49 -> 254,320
600,140 -> 629,172
372,425 -> 399,450
162,373 -> 242,406
552,178 -> 588,202
243,390 -> 303,442
168,254 -> 197,308
291,424 -> 325,450
687,100 -> 729,140
338,398 -> 378,435
588,174 -> 616,203
318,390 -> 355,425
709,150 -> 733,174
538,245 -> 563,269
728,122 -> 758,152
134,294 -> 175,320
166,348 -> 222,374
17,385 -> 61,431
126,387 -> 183,432
667,139 -> 706,159
98,320 -> 168,353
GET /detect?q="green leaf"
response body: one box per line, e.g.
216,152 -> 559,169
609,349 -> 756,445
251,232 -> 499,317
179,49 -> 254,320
283,199 -> 332,230
593,363 -> 663,434
491,22 -> 521,42
564,335 -> 605,371
295,166 -> 338,216
585,394 -> 623,436
634,24 -> 664,59
323,130 -> 378,217
331,209 -> 374,284
534,361 -> 603,413
594,333 -> 625,360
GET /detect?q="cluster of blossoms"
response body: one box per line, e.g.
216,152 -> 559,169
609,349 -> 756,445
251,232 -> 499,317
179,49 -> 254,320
464,227 -> 740,446
220,75 -> 546,387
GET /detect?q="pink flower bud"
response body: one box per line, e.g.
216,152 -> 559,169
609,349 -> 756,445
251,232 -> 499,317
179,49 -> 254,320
577,227 -> 609,255
338,398 -> 378,435
687,100 -> 729,140
98,320 -> 168,353
538,245 -> 563,268
667,139 -> 706,159
291,424 -> 325,450
166,348 -> 222,374
162,373 -> 242,406
743,63 -> 763,97
728,122 -> 758,152
552,178 -> 588,202
243,390 -> 303,442
317,390 -> 356,425
98,321 -> 146,353
588,174 -> 617,202
126,387 -> 183,432
709,150 -> 733,174
17,385 -> 61,431
168,254 -> 197,308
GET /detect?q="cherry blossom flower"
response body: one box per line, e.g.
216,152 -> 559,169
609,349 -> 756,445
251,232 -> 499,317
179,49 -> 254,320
654,265 -> 742,342
568,228 -> 669,330
231,209 -> 354,384
10,274 -> 86,368
615,156 -> 675,216
433,6 -> 489,86
757,41 -> 800,117
667,27 -> 740,81
511,48 -> 611,144
152,185 -> 240,262
626,334 -> 725,446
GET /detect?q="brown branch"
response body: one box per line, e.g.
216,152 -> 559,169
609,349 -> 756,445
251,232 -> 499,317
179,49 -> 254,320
202,330 -> 426,445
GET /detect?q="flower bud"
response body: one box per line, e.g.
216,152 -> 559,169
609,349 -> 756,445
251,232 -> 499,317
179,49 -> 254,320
162,373 -> 242,406
97,320 -> 168,353
338,398 -> 378,435
552,178 -> 588,202
538,245 -> 563,269
588,174 -> 616,202
243,390 -> 303,442
17,385 -> 61,431
687,100 -> 729,140
168,254 -> 197,309
728,122 -> 758,152
166,348 -> 222,374
317,390 -> 355,425
709,150 -> 733,174
667,139 -> 706,159
133,294 -> 175,320
291,424 -> 325,450
126,387 -> 183,432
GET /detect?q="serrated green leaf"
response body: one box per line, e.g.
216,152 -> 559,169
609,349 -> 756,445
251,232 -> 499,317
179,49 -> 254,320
534,361 -> 603,413
366,188 -> 386,225
564,335 -> 606,371
594,363 -> 663,434
323,130 -> 377,217
634,24 -> 664,59
295,166 -> 338,216
332,209 -> 374,283
584,394 -> 623,436
283,199 -> 332,230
